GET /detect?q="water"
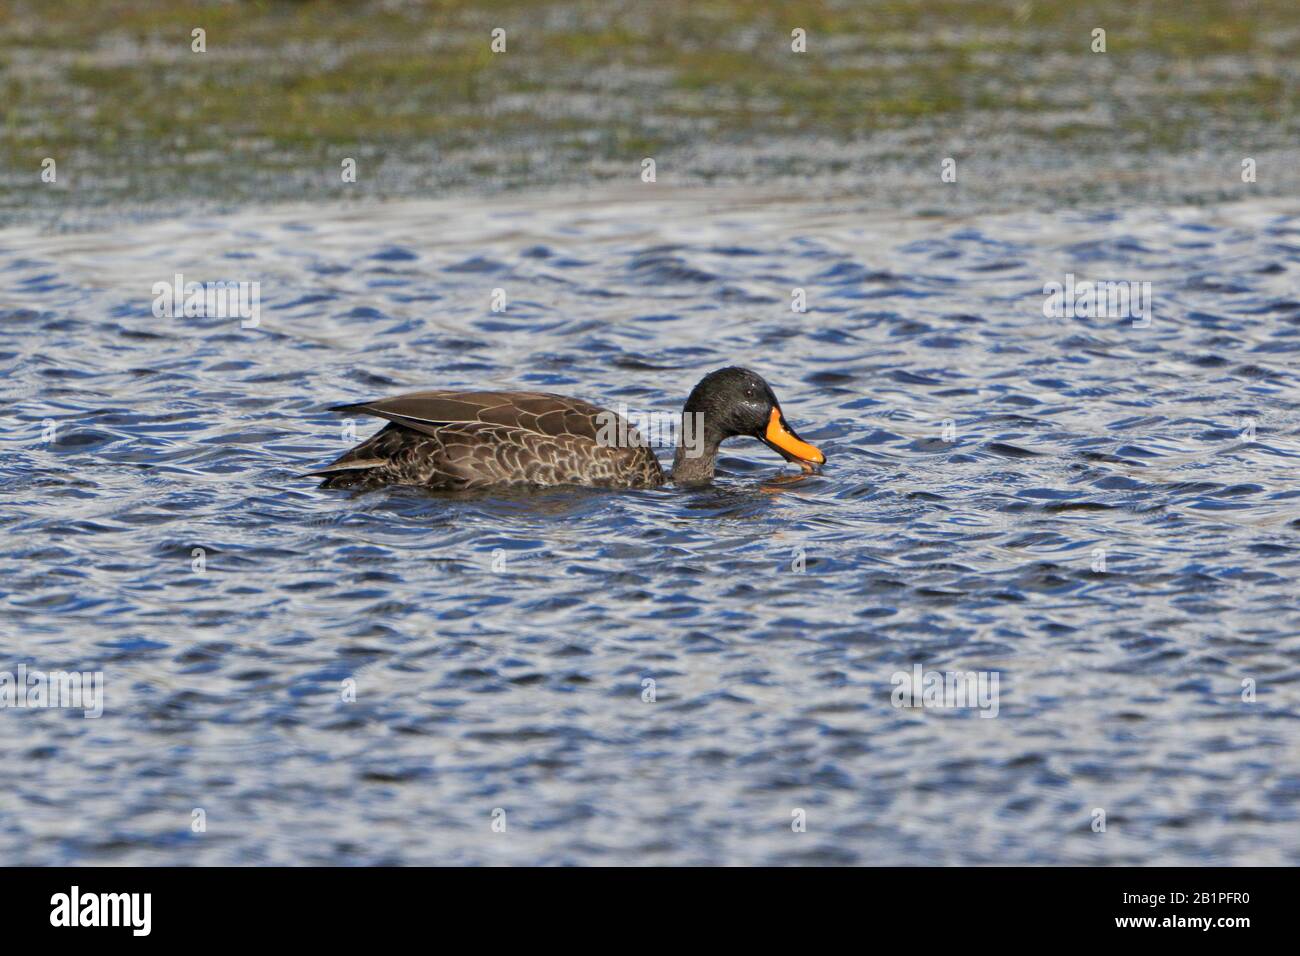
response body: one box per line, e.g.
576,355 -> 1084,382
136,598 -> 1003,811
2,189 -> 1299,865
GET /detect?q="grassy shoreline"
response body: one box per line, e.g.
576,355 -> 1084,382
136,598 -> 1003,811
3,0 -> 1298,227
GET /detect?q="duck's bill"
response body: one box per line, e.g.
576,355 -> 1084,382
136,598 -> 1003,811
762,408 -> 825,473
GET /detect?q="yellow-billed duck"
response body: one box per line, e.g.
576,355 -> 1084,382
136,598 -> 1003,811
307,366 -> 824,491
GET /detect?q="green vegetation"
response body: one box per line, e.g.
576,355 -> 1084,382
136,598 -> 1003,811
2,0 -> 1297,221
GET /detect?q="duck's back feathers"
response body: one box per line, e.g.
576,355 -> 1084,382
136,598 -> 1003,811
330,390 -> 612,443
313,390 -> 665,491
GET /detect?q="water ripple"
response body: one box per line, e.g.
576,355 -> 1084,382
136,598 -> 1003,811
1,192 -> 1298,865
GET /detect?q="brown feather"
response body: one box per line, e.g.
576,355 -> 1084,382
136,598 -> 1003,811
316,391 -> 665,491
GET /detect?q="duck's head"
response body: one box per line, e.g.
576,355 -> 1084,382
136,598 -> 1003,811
673,366 -> 825,482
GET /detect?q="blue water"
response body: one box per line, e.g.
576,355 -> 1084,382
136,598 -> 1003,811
2,191 -> 1298,864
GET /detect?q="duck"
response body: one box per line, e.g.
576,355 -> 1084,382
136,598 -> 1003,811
306,366 -> 824,491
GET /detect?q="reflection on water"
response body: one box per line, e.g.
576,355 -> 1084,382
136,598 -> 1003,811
1,189 -> 1298,865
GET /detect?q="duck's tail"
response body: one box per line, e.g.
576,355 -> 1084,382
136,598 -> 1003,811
302,422 -> 399,488
299,458 -> 390,485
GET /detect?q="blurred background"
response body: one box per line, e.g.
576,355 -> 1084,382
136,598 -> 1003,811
3,0 -> 1298,226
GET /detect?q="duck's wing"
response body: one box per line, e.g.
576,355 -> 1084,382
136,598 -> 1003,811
330,390 -> 615,444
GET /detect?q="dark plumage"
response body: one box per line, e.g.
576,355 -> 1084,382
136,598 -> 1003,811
306,368 -> 824,491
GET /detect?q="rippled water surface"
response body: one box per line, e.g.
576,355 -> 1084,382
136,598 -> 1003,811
3,190 -> 1299,865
